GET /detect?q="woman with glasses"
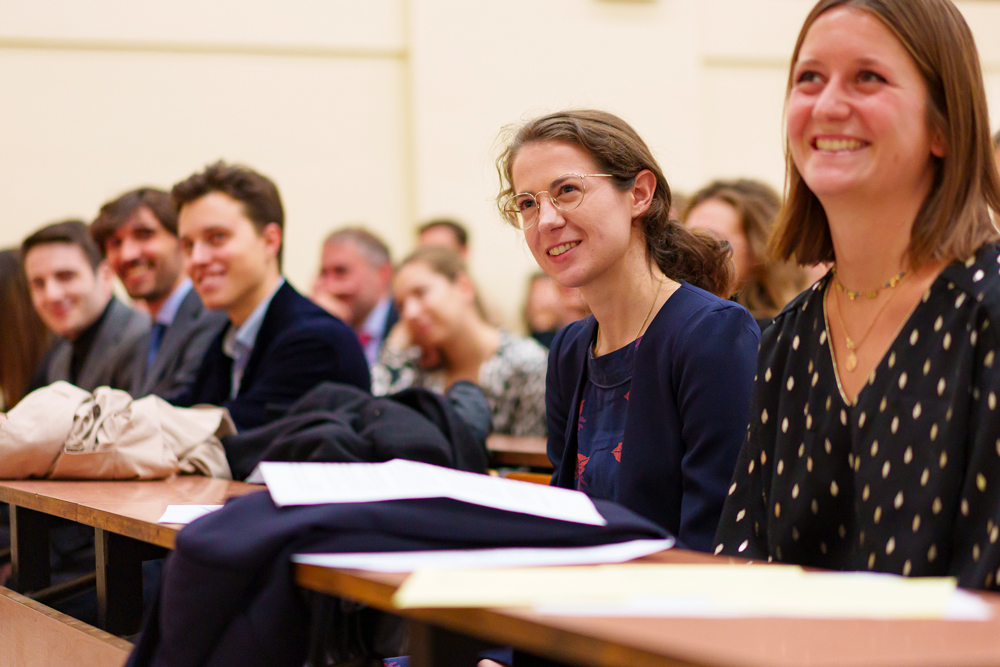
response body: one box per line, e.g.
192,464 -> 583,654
372,246 -> 548,438
496,110 -> 760,551
715,0 -> 1000,589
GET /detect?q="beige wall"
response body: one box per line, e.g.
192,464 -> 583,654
2,0 -> 998,330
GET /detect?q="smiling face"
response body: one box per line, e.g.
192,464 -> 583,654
103,206 -> 185,311
315,240 -> 390,328
787,7 -> 944,207
23,242 -> 114,340
511,141 -> 646,290
178,191 -> 282,326
393,260 -> 472,348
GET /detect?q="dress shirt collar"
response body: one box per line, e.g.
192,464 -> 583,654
359,296 -> 393,367
154,278 -> 193,327
222,277 -> 285,398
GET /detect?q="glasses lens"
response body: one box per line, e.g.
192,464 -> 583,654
501,196 -> 527,229
510,193 -> 539,229
552,175 -> 585,212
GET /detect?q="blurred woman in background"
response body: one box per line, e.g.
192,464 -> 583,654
0,248 -> 51,410
373,246 -> 548,438
683,179 -> 809,329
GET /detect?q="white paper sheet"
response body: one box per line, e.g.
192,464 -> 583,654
292,538 -> 674,572
257,459 -> 607,526
156,504 -> 224,525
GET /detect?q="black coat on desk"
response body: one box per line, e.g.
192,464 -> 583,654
125,492 -> 671,667
174,281 -> 371,431
221,381 -> 491,481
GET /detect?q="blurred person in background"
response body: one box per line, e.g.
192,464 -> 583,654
311,226 -> 397,367
22,220 -> 149,393
683,179 -> 809,329
993,129 -> 999,177
416,218 -> 470,260
0,249 -> 51,410
373,246 -> 547,437
91,187 -> 228,401
522,272 -> 588,348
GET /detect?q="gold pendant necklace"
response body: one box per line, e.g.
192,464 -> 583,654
595,276 -> 666,354
830,273 -> 906,372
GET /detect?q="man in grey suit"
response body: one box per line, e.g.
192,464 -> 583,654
91,187 -> 227,401
22,220 -> 149,392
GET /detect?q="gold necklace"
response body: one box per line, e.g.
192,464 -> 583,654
829,274 -> 906,372
831,266 -> 906,301
595,276 -> 666,354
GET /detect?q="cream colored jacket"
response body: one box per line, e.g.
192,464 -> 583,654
0,381 -> 233,479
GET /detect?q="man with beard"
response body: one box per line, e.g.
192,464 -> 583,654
91,187 -> 228,400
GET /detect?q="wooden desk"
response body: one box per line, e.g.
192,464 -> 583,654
295,549 -> 1000,667
0,477 -> 263,634
487,435 -> 551,469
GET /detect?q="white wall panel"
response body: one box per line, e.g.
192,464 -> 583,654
0,0 -> 404,52
0,49 -> 408,294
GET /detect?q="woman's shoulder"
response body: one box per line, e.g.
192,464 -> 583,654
937,242 -> 1000,317
648,282 -> 760,343
549,315 -> 597,359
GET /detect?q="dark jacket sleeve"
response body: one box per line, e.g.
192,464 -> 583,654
672,306 -> 758,552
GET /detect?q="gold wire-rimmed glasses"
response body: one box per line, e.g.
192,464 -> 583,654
501,173 -> 614,230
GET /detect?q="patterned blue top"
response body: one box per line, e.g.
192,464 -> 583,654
575,335 -> 640,500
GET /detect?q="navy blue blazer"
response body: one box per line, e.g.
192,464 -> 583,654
178,281 -> 370,431
547,282 -> 760,552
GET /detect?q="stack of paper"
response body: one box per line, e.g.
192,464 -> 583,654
392,564 -> 991,621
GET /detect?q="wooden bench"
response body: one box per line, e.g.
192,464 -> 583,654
0,586 -> 131,667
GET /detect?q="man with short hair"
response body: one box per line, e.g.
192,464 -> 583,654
22,220 -> 149,392
417,218 -> 470,259
311,227 -> 397,367
91,187 -> 228,401
172,161 -> 370,431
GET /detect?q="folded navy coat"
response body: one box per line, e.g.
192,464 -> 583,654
126,491 -> 671,667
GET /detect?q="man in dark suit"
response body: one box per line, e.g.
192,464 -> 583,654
171,161 -> 370,431
90,187 -> 228,401
22,220 -> 149,392
310,226 -> 398,367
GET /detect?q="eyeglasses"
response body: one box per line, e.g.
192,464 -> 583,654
501,173 -> 614,230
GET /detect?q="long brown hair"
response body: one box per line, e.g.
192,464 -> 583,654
0,249 -> 51,408
772,0 -> 1000,267
685,179 -> 808,319
496,110 -> 735,297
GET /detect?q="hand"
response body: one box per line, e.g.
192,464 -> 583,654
310,281 -> 352,322
0,413 -> 7,426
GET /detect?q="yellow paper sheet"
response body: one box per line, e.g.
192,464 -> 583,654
392,564 -> 959,620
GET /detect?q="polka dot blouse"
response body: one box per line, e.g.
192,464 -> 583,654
714,243 -> 1000,590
